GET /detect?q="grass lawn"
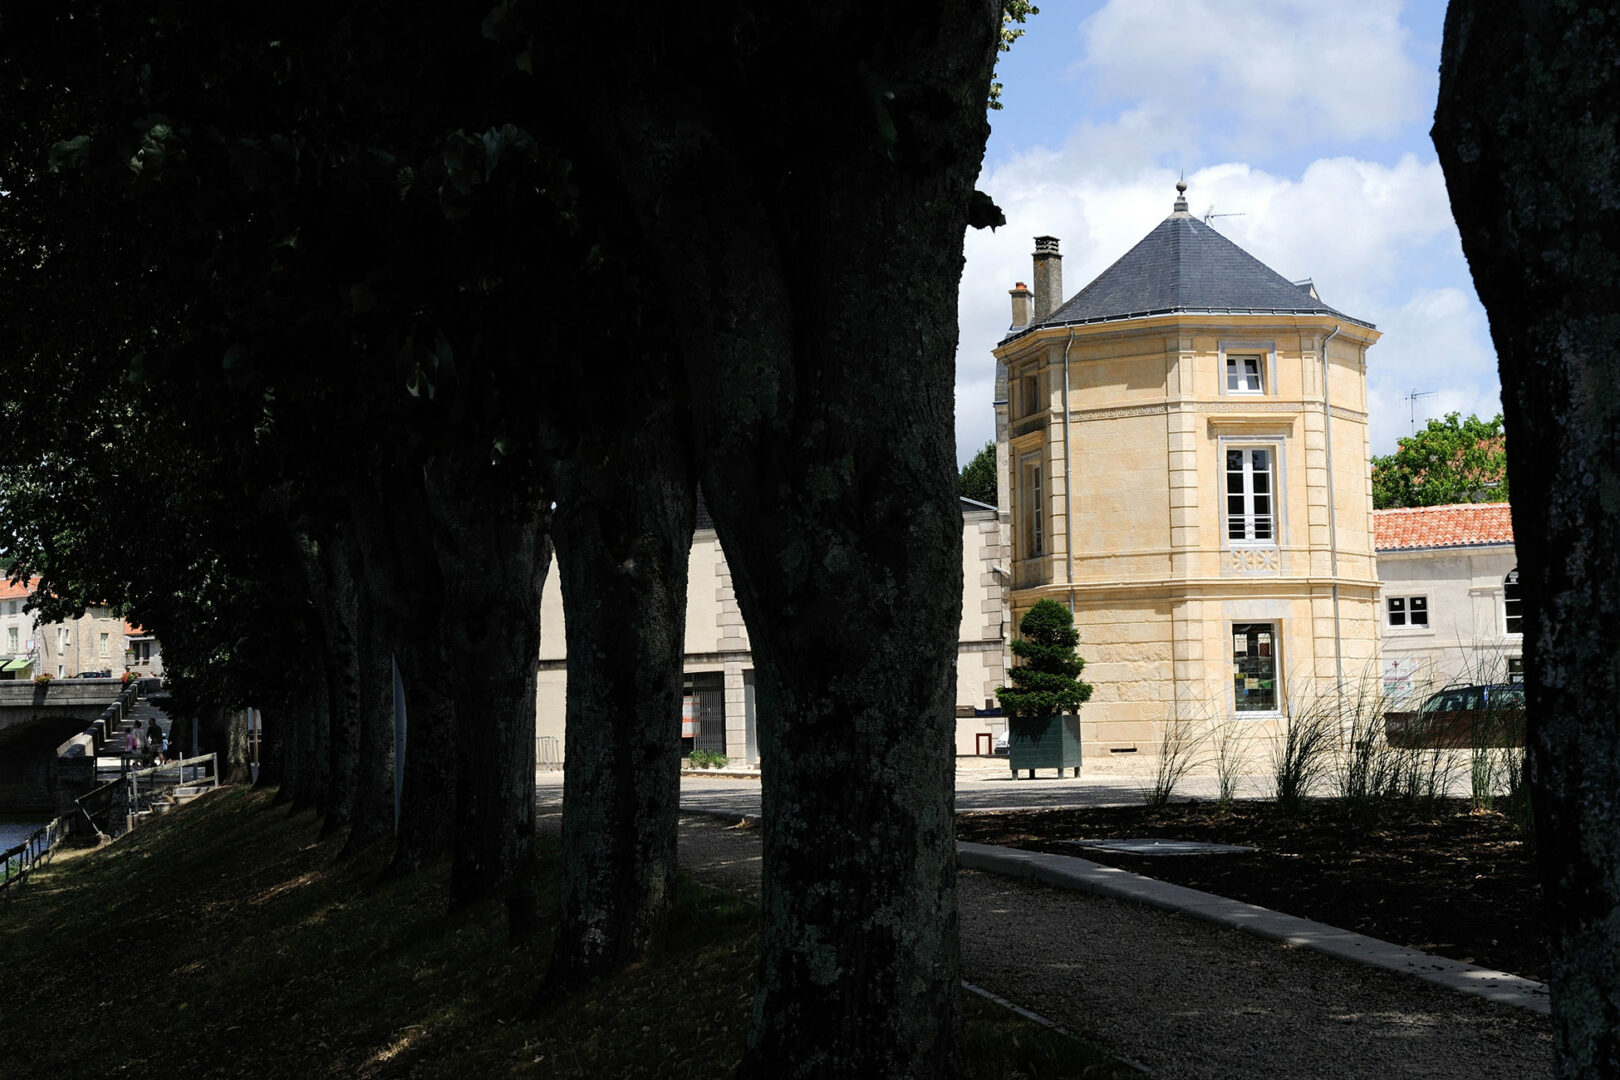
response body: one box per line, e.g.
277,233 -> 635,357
0,787 -> 1132,1079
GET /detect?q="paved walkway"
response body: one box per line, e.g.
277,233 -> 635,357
536,766 -> 1553,1077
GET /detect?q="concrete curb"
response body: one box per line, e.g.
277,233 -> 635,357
958,842 -> 1550,1015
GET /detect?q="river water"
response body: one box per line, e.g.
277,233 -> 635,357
0,815 -> 48,855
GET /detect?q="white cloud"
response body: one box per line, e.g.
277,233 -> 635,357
955,150 -> 1496,464
1074,0 -> 1427,156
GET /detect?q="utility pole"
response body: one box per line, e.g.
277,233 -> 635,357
1404,389 -> 1437,435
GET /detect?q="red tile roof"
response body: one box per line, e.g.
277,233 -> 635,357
1374,504 -> 1515,551
0,577 -> 38,601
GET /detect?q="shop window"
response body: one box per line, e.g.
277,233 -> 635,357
1232,623 -> 1279,713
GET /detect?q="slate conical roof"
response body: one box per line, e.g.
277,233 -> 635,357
1020,184 -> 1373,336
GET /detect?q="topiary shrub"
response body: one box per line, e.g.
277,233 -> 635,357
996,599 -> 1093,718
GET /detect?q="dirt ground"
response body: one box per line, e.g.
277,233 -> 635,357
956,797 -> 1547,983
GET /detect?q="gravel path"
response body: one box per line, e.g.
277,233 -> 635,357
673,814 -> 1554,1080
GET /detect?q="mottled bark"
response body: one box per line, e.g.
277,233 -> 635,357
422,462 -> 549,932
290,524 -> 361,838
342,582 -> 398,856
552,5 -> 998,1074
1434,6 -> 1620,1075
285,647 -> 330,815
350,474 -> 458,871
546,374 -> 694,989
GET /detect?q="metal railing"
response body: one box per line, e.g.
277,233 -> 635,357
125,754 -> 219,826
538,736 -> 562,771
1,815 -> 69,898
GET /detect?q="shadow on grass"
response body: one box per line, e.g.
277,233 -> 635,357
0,787 -> 1132,1079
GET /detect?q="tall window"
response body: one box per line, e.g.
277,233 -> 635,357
1504,568 -> 1522,635
1226,354 -> 1264,393
1225,447 -> 1276,543
58,627 -> 70,649
6,627 -> 16,652
1232,623 -> 1279,713
1019,455 -> 1044,557
99,633 -> 109,658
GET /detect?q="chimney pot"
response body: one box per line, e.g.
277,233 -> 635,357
1032,236 -> 1063,321
1009,281 -> 1032,329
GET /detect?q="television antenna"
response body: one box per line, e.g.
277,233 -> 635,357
1404,389 -> 1437,435
1202,205 -> 1245,226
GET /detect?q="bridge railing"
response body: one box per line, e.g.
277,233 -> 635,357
0,815 -> 70,898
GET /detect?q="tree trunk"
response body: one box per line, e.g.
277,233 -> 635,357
350,473 -> 458,872
342,581 -> 399,856
1434,7 -> 1620,1075
546,370 -> 694,989
551,5 -> 998,1074
421,461 -> 549,934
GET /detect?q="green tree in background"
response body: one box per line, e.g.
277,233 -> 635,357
1371,413 -> 1509,509
996,600 -> 1093,719
959,441 -> 997,505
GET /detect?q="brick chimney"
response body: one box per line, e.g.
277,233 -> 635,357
1009,281 -> 1032,329
1032,236 -> 1062,321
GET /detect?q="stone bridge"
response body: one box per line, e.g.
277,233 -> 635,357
0,680 -> 136,814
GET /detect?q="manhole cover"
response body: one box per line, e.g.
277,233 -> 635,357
1059,838 -> 1256,856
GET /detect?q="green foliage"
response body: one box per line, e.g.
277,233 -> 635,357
989,1 -> 1039,110
996,599 -> 1093,719
1371,412 -> 1509,508
958,440 -> 998,505
688,750 -> 729,770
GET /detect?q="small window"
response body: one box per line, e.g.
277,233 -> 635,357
1506,657 -> 1524,684
1231,622 -> 1279,713
1021,372 -> 1041,418
1225,447 -> 1276,543
1226,354 -> 1264,394
1504,568 -> 1523,635
1386,596 -> 1428,628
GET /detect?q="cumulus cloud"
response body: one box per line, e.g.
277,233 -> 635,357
955,152 -> 1494,464
1074,0 -> 1427,156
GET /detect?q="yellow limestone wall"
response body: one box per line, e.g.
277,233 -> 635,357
995,316 -> 1382,756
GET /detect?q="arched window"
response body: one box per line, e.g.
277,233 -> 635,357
1504,568 -> 1523,635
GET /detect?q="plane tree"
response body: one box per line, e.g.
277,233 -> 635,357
1435,4 -> 1620,1073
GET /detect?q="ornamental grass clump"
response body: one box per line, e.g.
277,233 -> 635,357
996,599 -> 1094,718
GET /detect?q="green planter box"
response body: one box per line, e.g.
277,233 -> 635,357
1007,714 -> 1082,778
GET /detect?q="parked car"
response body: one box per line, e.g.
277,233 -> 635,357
1384,683 -> 1525,749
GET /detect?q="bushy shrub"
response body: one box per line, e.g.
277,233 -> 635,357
995,600 -> 1093,719
688,750 -> 729,770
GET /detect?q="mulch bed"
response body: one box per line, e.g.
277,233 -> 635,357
956,798 -> 1547,982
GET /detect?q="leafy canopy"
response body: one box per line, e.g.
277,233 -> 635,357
1372,413 -> 1509,509
996,599 -> 1093,719
959,440 -> 997,505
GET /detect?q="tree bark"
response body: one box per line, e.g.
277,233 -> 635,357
550,5 -> 998,1074
342,580 -> 399,856
1434,6 -> 1620,1074
545,362 -> 694,989
350,472 -> 458,872
422,461 -> 549,934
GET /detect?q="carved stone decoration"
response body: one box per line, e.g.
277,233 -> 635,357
1227,546 -> 1280,574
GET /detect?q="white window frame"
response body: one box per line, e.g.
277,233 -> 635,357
1231,621 -> 1283,716
1217,340 -> 1277,398
1504,568 -> 1523,636
99,632 -> 109,658
58,627 -> 70,649
1018,452 -> 1045,558
1386,595 -> 1430,629
1219,437 -> 1284,546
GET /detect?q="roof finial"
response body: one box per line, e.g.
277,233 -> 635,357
1174,173 -> 1189,214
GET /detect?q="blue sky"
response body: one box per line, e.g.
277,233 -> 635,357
955,0 -> 1499,465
